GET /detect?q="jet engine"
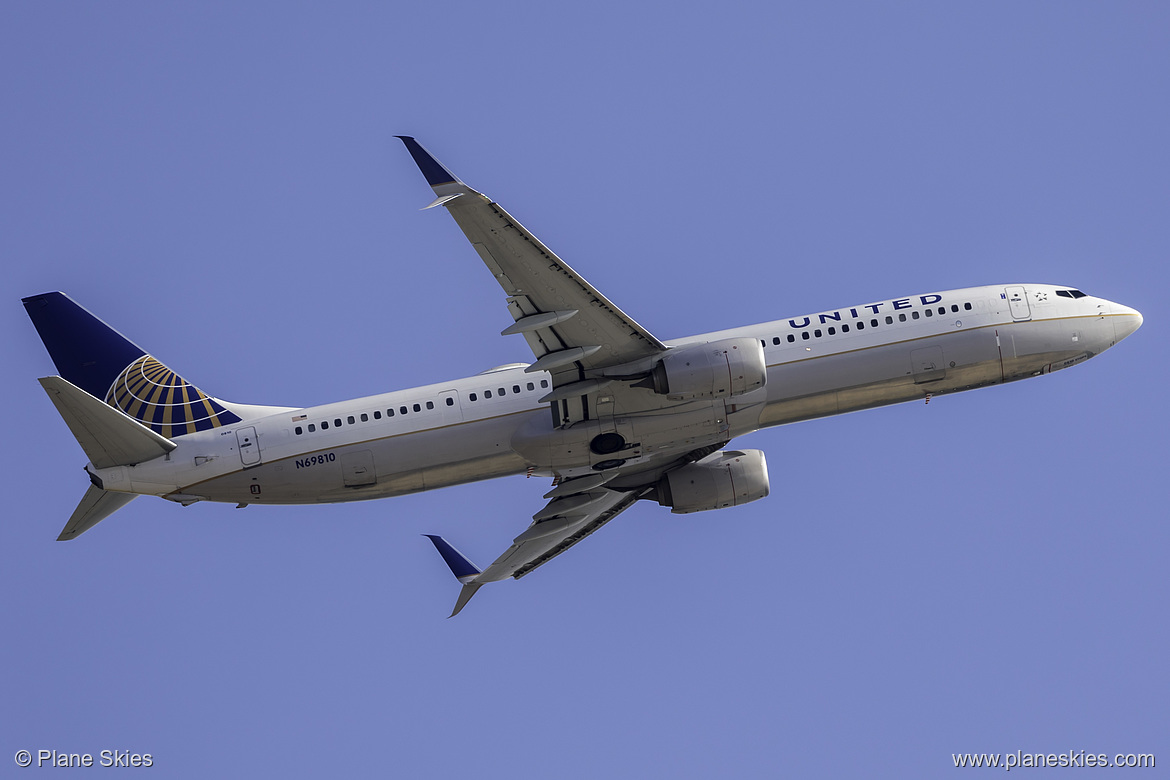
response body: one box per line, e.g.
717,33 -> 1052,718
656,449 -> 769,514
643,337 -> 766,400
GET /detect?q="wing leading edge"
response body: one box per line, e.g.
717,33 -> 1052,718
395,136 -> 667,379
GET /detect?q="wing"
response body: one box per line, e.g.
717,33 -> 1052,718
401,138 -> 727,615
397,137 -> 667,383
426,479 -> 648,617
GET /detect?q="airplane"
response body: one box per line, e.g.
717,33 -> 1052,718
23,136 -> 1143,616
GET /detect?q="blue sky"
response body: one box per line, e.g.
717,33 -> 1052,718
2,2 -> 1166,777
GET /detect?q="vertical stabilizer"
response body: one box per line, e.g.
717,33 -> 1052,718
23,292 -> 242,438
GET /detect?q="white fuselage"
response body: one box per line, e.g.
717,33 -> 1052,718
87,284 -> 1141,506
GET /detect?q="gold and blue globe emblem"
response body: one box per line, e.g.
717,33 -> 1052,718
105,355 -> 241,438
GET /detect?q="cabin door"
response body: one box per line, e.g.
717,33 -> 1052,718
1005,286 -> 1031,320
236,426 -> 261,467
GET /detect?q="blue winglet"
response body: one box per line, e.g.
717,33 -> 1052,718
423,535 -> 481,583
396,136 -> 461,188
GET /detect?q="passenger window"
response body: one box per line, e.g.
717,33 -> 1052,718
870,319 -> 878,327
485,390 -> 492,399
899,314 -> 907,322
885,316 -> 893,324
347,416 -> 355,424
374,411 -> 382,420
951,304 -> 959,312
387,409 -> 395,417
827,326 -> 836,335
842,324 -> 849,333
445,397 -> 454,406
773,337 -> 781,345
308,423 -> 316,432
335,418 -> 342,427
295,426 -> 303,435
400,406 -> 408,415
912,311 -> 920,320
540,380 -> 548,388
321,421 -> 329,430
924,309 -> 932,317
802,331 -> 810,340
426,401 -> 434,410
856,321 -> 864,330
360,413 -> 368,422
526,382 -> 534,391
498,388 -> 506,395
814,329 -> 822,337
469,392 -> 477,401
413,403 -> 421,413
512,385 -> 520,394
938,307 -> 946,315
787,334 -> 795,343
964,302 -> 972,310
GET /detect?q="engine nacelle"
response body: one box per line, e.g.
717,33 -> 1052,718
657,449 -> 769,514
647,337 -> 766,400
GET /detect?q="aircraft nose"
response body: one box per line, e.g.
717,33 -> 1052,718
1113,303 -> 1143,342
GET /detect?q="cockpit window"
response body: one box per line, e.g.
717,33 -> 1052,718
1056,289 -> 1088,299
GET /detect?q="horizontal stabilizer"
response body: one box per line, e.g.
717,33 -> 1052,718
39,375 -> 177,468
59,484 -> 137,540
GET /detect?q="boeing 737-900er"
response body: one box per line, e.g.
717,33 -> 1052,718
24,137 -> 1143,615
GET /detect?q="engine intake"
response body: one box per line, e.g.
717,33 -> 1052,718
645,337 -> 766,400
657,449 -> 769,514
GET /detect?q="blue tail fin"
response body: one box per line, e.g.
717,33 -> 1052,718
23,292 -> 241,438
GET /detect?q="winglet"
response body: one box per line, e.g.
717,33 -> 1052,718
423,534 -> 485,617
424,534 -> 481,582
450,582 -> 483,619
395,136 -> 463,189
